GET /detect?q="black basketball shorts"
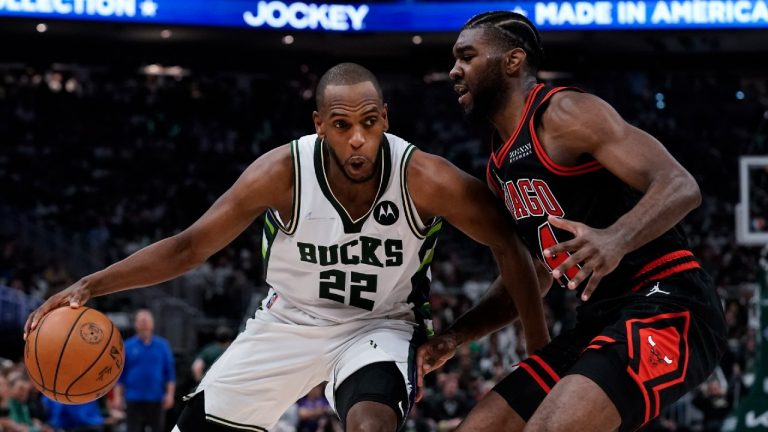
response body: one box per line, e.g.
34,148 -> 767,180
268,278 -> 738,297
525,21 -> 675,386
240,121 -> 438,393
494,269 -> 726,432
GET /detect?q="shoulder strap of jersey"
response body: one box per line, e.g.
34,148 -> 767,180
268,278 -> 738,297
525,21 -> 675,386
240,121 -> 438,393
266,139 -> 301,235
528,86 -> 603,176
400,144 -> 443,239
489,83 -> 546,169
529,85 -> 584,127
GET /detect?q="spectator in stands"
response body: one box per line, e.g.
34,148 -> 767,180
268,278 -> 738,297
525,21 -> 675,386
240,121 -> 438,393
43,397 -> 117,432
692,377 -> 731,432
296,384 -> 338,432
0,372 -> 19,432
402,404 -> 431,432
423,373 -> 472,431
112,309 -> 175,432
42,262 -> 74,297
6,373 -> 50,432
190,325 -> 233,383
0,283 -> 27,361
1,60 -> 766,431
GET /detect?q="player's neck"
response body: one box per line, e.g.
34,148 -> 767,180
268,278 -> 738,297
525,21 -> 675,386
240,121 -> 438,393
324,152 -> 382,220
491,79 -> 537,141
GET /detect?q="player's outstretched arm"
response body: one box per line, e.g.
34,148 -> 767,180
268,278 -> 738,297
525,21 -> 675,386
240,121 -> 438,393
416,276 -> 511,401
416,261 -> 551,402
25,145 -> 294,337
537,92 -> 701,300
407,151 -> 549,352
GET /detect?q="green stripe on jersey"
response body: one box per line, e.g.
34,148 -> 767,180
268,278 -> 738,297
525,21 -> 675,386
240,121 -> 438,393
264,217 -> 276,236
418,248 -> 435,272
407,219 -> 442,332
426,221 -> 443,238
262,210 -> 280,274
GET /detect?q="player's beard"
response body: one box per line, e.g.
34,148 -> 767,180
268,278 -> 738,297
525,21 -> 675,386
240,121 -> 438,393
326,140 -> 381,184
464,57 -> 508,126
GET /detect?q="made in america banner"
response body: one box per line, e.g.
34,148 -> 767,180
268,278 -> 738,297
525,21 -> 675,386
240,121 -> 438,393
0,0 -> 767,31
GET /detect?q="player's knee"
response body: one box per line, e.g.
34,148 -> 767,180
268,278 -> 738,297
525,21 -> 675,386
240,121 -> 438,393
456,391 -> 526,432
336,362 -> 407,431
346,416 -> 393,432
524,414 -> 566,432
345,401 -> 399,432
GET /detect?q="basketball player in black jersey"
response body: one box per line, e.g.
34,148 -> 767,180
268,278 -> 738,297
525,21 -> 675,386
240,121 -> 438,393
417,11 -> 727,432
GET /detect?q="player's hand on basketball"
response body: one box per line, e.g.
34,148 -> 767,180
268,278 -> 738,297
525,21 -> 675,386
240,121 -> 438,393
24,280 -> 92,339
415,333 -> 458,402
542,215 -> 625,302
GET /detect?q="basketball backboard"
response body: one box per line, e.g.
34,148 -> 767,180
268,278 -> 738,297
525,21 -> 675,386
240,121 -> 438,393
736,156 -> 768,246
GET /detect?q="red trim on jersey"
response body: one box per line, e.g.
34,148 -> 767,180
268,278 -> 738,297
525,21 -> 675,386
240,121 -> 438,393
583,336 -> 616,353
490,83 -> 545,169
631,261 -> 702,292
583,344 -> 604,352
486,159 -> 504,197
591,335 -> 616,344
633,377 -> 653,426
634,250 -> 695,279
529,87 -> 603,176
519,361 -> 551,393
625,312 -> 691,424
529,354 -> 560,382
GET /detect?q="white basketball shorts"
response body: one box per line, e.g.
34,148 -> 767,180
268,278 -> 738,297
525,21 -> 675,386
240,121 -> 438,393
187,300 -> 418,431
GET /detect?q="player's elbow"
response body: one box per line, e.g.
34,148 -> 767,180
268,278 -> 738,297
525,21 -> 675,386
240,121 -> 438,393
689,186 -> 702,211
689,180 -> 702,209
679,172 -> 702,212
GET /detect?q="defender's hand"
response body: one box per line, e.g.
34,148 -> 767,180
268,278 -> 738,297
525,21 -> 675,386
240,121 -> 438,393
415,334 -> 458,402
24,280 -> 92,339
542,215 -> 626,301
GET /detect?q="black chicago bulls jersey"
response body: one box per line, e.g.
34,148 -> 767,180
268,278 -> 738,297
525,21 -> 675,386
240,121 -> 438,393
487,84 -> 700,302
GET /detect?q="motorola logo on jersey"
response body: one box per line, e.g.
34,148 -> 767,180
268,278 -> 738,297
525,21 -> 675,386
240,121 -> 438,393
502,178 -> 565,221
242,1 -> 369,31
373,201 -> 399,226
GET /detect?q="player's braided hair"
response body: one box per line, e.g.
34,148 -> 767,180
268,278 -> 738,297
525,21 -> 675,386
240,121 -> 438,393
463,11 -> 544,72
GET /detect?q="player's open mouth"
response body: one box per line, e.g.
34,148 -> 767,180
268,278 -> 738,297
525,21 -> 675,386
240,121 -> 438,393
454,84 -> 470,104
348,157 -> 367,172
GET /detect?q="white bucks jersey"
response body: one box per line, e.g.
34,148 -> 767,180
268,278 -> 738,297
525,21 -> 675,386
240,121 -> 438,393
260,133 -> 440,325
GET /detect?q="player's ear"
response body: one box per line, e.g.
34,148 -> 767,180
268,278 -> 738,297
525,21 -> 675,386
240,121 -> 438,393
313,111 -> 325,136
381,103 -> 389,132
504,48 -> 527,76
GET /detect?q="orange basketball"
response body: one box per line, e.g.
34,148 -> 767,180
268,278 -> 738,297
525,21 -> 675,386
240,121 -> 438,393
24,306 -> 124,404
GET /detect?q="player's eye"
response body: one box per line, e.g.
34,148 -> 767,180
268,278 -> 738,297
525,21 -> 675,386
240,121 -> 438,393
364,117 -> 377,126
334,121 -> 348,128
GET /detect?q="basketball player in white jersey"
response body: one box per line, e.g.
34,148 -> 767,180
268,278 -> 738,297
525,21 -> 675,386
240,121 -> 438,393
25,63 -> 548,432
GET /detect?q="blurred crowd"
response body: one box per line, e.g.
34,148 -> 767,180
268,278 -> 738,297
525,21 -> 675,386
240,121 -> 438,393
1,60 -> 767,431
